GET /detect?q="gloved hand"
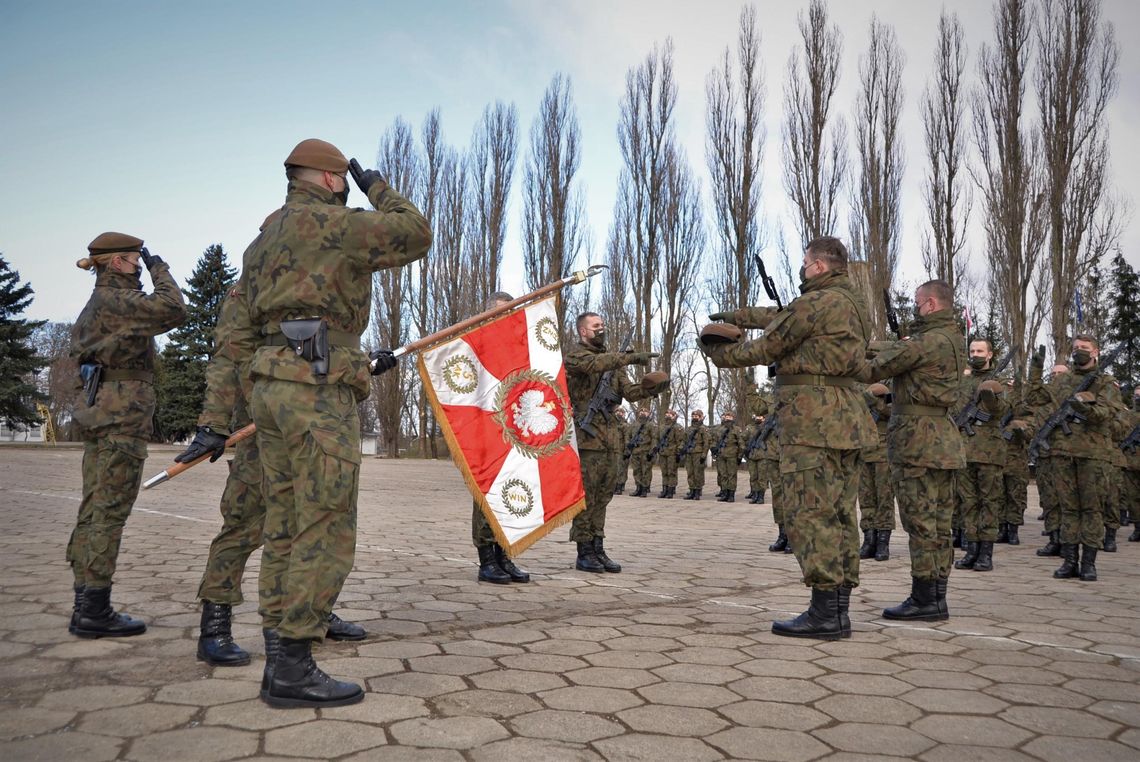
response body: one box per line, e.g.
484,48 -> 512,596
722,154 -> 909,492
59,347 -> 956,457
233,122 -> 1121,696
370,349 -> 398,375
1073,391 -> 1095,403
708,311 -> 734,322
1031,344 -> 1047,369
139,247 -> 164,270
350,158 -> 384,195
627,352 -> 659,366
174,426 -> 228,463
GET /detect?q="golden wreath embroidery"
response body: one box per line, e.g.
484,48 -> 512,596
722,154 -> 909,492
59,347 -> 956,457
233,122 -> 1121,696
500,478 -> 535,518
492,368 -> 574,459
441,354 -> 479,395
534,316 -> 560,352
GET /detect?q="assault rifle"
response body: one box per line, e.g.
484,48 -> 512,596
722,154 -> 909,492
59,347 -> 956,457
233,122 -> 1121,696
678,424 -> 701,457
649,421 -> 677,462
884,288 -> 901,339
1120,423 -> 1140,455
755,254 -> 782,379
1028,345 -> 1123,462
954,353 -> 1013,436
710,422 -> 734,457
744,414 -> 778,457
999,409 -> 1017,442
624,418 -> 651,462
575,337 -> 633,440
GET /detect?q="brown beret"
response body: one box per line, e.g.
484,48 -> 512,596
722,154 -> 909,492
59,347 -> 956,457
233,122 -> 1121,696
979,380 -> 1005,394
868,382 -> 890,397
284,138 -> 349,173
87,231 -> 143,255
641,371 -> 670,391
699,323 -> 743,347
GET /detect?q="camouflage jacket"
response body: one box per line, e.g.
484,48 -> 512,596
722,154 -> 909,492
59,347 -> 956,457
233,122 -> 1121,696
70,264 -> 187,439
862,391 -> 890,464
628,419 -> 657,455
653,421 -> 686,458
861,309 -> 966,470
1107,405 -> 1128,468
710,422 -> 745,461
1121,406 -> 1140,472
244,179 -> 432,400
705,270 -> 875,450
610,418 -> 630,454
955,369 -> 1011,466
1024,365 -> 1122,461
565,341 -> 660,452
743,421 -> 766,461
679,422 -> 711,459
198,271 -> 259,433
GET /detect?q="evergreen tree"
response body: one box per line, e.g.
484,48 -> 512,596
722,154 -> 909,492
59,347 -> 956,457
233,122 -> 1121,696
1107,249 -> 1140,387
978,300 -> 1005,359
155,244 -> 235,441
0,254 -> 47,428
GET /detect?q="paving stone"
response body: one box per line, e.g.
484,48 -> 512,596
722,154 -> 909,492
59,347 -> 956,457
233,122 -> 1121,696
314,656 -> 404,679
154,678 -> 260,706
527,639 -> 607,657
584,650 -> 674,669
344,747 -> 465,762
1063,677 -> 1140,701
80,702 -> 198,736
263,719 -> 388,757
1118,728 -> 1140,751
0,731 -> 121,762
38,684 -> 152,712
1021,736 -> 1140,762
470,668 -> 567,693
668,646 -> 749,665
0,706 -> 76,740
727,676 -> 830,704
999,705 -> 1121,738
969,664 -> 1065,685
1086,699 -> 1140,727
639,681 -> 741,708
735,658 -> 825,679
202,698 -> 316,730
356,641 -> 440,659
815,695 -> 922,725
594,733 -> 725,762
366,671 -> 467,698
405,654 -> 496,676
651,663 -> 746,685
434,689 -> 541,718
910,716 -> 1034,747
815,673 -> 912,696
510,709 -> 624,743
900,687 -> 1009,714
389,716 -> 509,749
707,726 -> 829,761
894,668 -> 992,689
566,666 -> 660,689
539,686 -> 644,713
814,722 -> 935,756
128,726 -> 259,762
919,745 -> 1042,762
499,653 -> 590,672
617,705 -> 729,736
719,701 -> 831,731
984,683 -> 1093,708
470,737 -> 602,762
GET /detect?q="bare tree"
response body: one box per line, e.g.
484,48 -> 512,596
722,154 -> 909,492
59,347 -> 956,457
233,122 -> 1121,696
782,0 -> 846,245
431,147 -> 475,334
600,200 -> 635,344
411,110 -> 444,457
1037,0 -> 1121,354
467,102 -> 518,299
849,16 -> 905,340
32,321 -> 77,439
921,10 -> 972,293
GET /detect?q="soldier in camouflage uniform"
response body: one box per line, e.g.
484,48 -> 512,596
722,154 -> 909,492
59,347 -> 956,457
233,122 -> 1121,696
859,279 -> 965,621
953,340 -> 1011,573
67,232 -> 187,638
703,236 -> 874,640
1124,389 -> 1140,542
681,410 -> 711,500
1023,336 -> 1122,581
744,413 -> 766,502
711,412 -> 745,502
612,408 -> 631,494
653,409 -> 685,498
858,383 -> 895,562
1103,401 -> 1128,552
998,379 -> 1030,546
1029,352 -> 1065,557
566,312 -> 668,572
242,139 -> 431,707
758,417 -> 788,552
628,407 -> 657,497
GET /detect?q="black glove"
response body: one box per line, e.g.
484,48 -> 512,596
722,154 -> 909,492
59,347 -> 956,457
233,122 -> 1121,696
1031,344 -> 1046,369
349,158 -> 384,195
139,246 -> 163,270
370,349 -> 398,375
627,352 -> 659,366
174,426 -> 228,463
708,311 -> 734,322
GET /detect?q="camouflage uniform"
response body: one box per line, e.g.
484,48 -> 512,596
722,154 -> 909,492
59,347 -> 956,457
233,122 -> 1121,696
654,418 -> 685,493
612,415 -> 631,492
1104,412 -> 1128,537
68,261 -> 187,589
711,420 -> 745,495
680,419 -> 711,494
759,430 -> 783,522
955,369 -> 1011,545
1000,407 -> 1030,534
244,178 -> 431,641
628,415 -> 657,494
858,391 -> 894,533
1122,402 -> 1140,541
744,418 -> 765,498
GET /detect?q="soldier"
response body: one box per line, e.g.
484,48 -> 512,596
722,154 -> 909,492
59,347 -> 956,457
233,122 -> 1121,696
1125,388 -> 1140,542
67,233 -> 187,637
953,339 -> 1011,573
744,413 -> 765,503
567,313 -> 668,572
242,138 -> 431,707
1103,398 -> 1128,553
681,410 -> 711,500
628,407 -> 657,497
702,236 -> 874,640
757,414 -> 788,552
653,409 -> 685,498
1030,352 -> 1065,557
859,279 -> 966,621
612,407 -> 631,495
998,378 -> 1030,546
858,383 -> 895,562
711,412 -> 745,502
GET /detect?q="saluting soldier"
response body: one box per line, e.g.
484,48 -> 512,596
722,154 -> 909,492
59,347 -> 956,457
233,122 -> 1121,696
681,410 -> 711,500
858,383 -> 895,562
654,410 -> 685,498
710,412 -> 745,502
628,407 -> 657,497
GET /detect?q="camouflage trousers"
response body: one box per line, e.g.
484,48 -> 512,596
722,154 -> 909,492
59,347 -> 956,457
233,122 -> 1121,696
781,445 -> 861,591
1125,470 -> 1140,522
572,449 -> 616,542
67,435 -> 147,588
716,456 -> 739,491
613,452 -> 629,489
659,454 -> 679,488
684,455 -> 707,490
1051,456 -> 1106,547
198,433 -> 265,604
747,459 -> 762,494
892,465 -> 956,581
858,459 -> 896,531
760,458 -> 784,525
631,453 -> 653,489
1036,457 -> 1061,533
958,461 -> 1004,542
251,378 -> 360,641
1104,466 -> 1123,530
472,500 -> 495,547
1001,471 -> 1028,526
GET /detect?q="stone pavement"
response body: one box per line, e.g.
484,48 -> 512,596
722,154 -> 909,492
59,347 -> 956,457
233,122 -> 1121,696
1,445 -> 1138,762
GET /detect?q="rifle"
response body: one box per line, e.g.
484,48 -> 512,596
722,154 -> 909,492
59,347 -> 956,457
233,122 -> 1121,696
883,288 -> 901,339
756,255 -> 784,311
649,422 -> 677,462
710,422 -> 733,457
624,418 -> 650,462
744,415 -> 778,457
1028,345 -> 1123,462
999,409 -> 1017,442
679,423 -> 701,457
576,337 -> 633,440
954,353 -> 1014,436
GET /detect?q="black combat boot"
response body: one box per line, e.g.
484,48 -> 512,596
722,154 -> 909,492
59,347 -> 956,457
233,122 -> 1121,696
494,545 -> 530,583
658,486 -> 669,498
73,585 -> 146,639
614,482 -> 625,495
745,490 -> 756,501
478,544 -> 511,584
837,587 -> 852,639
260,628 -> 280,698
326,612 -> 366,641
666,487 -> 676,499
197,602 -> 251,666
69,585 -> 84,635
954,541 -> 979,570
263,638 -> 364,708
1103,527 -> 1118,553
935,578 -> 950,619
1129,525 -> 1140,542
1079,545 -> 1098,581
769,526 -> 788,553
883,578 -> 944,621
771,588 -> 843,640
593,537 -> 622,573
693,489 -> 702,501
723,490 -> 736,503
576,541 -> 605,573
1053,544 -> 1079,579
952,527 -> 963,549
996,523 -> 1009,543
973,541 -> 994,572
858,530 -> 876,560
683,489 -> 695,500
1007,524 -> 1020,545
1037,530 -> 1061,556
874,530 -> 891,562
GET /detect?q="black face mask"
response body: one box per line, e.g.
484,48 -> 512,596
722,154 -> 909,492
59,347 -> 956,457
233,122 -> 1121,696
968,356 -> 988,371
334,186 -> 349,205
724,419 -> 734,427
1072,350 -> 1092,367
691,418 -> 700,425
588,330 -> 606,349
798,266 -> 807,284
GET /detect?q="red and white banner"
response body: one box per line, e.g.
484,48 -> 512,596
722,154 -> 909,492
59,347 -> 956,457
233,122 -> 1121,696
418,295 -> 585,556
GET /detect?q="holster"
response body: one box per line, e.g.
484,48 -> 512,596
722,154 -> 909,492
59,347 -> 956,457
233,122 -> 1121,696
280,318 -> 330,379
79,363 -> 103,407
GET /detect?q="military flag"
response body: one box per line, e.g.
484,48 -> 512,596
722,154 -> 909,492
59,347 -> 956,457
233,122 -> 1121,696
418,294 -> 585,556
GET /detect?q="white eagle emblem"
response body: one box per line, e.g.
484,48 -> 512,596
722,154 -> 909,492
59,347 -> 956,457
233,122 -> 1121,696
511,389 -> 558,438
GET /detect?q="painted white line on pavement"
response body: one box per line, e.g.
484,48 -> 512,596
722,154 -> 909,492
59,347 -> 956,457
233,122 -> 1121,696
14,488 -> 214,524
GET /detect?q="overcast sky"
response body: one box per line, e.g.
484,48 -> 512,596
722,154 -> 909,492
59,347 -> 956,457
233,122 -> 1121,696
3,0 -> 1139,324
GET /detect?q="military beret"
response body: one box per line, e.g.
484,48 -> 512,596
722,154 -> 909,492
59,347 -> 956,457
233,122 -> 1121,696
979,380 -> 1005,394
284,138 -> 349,173
699,323 -> 743,347
641,371 -> 670,391
87,231 -> 143,255
868,382 -> 890,397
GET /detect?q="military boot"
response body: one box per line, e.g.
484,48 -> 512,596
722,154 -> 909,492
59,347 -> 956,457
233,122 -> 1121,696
666,487 -> 676,499
593,537 -> 622,573
1079,545 -> 1098,581
996,523 -> 1009,544
1103,527 -> 1118,553
326,613 -> 366,641
658,486 -> 669,498
952,527 -> 963,549
935,578 -> 950,619
477,544 -> 511,584
494,545 -> 530,583
614,482 -> 625,495
263,638 -> 364,708
260,628 -> 280,698
858,530 -> 876,559
692,489 -> 702,501
723,490 -> 735,503
1007,524 -> 1020,545
69,585 -> 84,635
771,588 -> 843,640
883,578 -> 944,621
197,602 -> 251,666
769,526 -> 788,553
973,541 -> 994,572
874,530 -> 891,562
73,585 -> 146,639
1037,530 -> 1062,556
954,542 -> 979,570
1053,544 -> 1079,579
745,490 -> 756,501
575,541 -> 605,573
837,587 -> 852,639
683,489 -> 696,500
1129,525 -> 1140,542
714,488 -> 726,499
